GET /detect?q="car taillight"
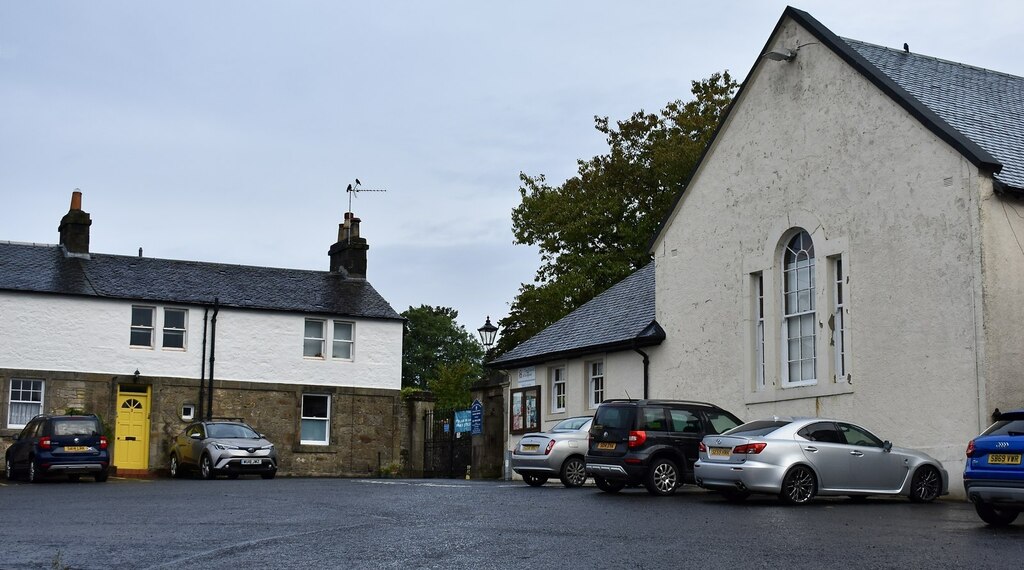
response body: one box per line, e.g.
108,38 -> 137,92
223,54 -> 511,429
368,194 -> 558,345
99,436 -> 108,450
38,436 -> 52,450
545,440 -> 556,455
698,442 -> 707,453
628,430 -> 647,448
732,442 -> 767,454
966,439 -> 975,458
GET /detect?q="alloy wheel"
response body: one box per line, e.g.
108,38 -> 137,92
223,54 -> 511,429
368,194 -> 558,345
646,458 -> 679,496
780,466 -> 816,504
200,455 -> 215,480
909,466 -> 940,503
560,458 -> 586,488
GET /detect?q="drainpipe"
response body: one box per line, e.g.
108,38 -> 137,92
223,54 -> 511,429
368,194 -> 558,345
634,348 -> 650,399
198,306 -> 209,421
207,298 -> 219,420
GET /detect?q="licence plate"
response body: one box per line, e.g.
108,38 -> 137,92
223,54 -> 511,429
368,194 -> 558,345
62,446 -> 90,452
241,459 -> 262,465
709,447 -> 731,457
521,444 -> 539,452
988,453 -> 1022,465
596,442 -> 616,450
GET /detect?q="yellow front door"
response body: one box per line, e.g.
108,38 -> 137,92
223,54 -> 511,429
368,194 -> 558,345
114,388 -> 151,471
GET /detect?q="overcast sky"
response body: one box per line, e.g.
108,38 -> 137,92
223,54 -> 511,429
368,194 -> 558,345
2,1 -> 1022,341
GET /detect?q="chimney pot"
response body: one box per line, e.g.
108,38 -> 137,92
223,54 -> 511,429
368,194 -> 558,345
59,190 -> 92,255
70,189 -> 82,211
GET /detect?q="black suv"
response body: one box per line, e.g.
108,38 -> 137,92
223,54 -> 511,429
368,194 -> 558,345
586,399 -> 742,495
4,414 -> 110,483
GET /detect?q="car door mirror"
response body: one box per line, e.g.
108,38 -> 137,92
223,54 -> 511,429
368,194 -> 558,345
883,440 -> 892,452
190,433 -> 202,440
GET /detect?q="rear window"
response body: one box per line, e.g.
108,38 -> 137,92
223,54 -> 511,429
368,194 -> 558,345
53,419 -> 101,436
551,417 -> 591,431
593,406 -> 636,431
983,415 -> 1024,436
723,420 -> 791,437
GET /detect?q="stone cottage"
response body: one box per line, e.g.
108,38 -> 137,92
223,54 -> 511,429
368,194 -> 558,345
0,191 -> 405,477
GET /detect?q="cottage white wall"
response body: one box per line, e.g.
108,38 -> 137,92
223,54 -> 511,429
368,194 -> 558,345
650,18 -> 987,494
504,350 -> 645,454
0,292 -> 402,390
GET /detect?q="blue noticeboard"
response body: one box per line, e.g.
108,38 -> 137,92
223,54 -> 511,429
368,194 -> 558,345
454,410 -> 472,433
470,399 -> 483,435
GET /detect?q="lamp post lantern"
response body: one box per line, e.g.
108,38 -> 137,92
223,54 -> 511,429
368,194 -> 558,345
477,316 -> 498,350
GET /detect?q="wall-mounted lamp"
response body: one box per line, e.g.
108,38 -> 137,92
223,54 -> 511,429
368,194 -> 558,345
763,49 -> 797,62
134,369 -> 140,382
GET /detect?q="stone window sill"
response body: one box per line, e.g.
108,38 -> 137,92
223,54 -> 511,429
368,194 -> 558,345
745,381 -> 854,405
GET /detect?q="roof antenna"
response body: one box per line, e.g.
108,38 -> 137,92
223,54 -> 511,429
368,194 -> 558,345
345,178 -> 387,215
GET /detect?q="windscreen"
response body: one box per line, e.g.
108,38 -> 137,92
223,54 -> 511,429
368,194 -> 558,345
208,423 -> 260,439
552,417 -> 591,431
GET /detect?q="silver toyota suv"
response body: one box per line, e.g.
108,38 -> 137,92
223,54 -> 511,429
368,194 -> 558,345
169,420 -> 278,480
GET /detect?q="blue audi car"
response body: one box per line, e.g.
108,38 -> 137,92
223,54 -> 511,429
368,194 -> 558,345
964,409 -> 1024,526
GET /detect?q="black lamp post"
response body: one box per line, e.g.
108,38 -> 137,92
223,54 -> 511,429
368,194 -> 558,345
477,316 -> 498,354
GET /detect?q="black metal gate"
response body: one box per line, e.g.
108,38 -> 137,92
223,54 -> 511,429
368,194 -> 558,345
423,408 -> 472,478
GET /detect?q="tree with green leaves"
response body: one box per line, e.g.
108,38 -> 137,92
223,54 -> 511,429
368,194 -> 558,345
496,71 -> 738,355
401,306 -> 484,408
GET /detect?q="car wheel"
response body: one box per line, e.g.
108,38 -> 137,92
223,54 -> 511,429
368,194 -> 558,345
594,476 -> 625,494
559,457 -> 587,488
169,454 -> 182,479
4,457 -> 14,481
644,457 -> 679,496
261,471 -> 276,480
779,465 -> 816,505
721,489 -> 750,503
975,503 -> 1020,526
909,466 -> 941,503
522,473 -> 548,487
94,470 -> 109,483
200,454 -> 216,480
28,460 -> 40,484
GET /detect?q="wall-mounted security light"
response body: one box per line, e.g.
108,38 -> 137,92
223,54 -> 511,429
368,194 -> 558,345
763,49 -> 797,62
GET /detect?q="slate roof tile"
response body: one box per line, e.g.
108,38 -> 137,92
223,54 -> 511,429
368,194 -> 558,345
0,241 -> 402,320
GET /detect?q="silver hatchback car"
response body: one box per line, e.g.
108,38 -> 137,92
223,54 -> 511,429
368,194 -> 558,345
694,418 -> 948,504
169,421 -> 278,480
512,416 -> 592,487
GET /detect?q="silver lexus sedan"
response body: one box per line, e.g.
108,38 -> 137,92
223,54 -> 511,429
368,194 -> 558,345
512,416 -> 592,488
694,418 -> 948,504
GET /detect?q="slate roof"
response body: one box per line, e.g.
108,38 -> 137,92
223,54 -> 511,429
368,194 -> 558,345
0,241 -> 402,320
489,263 -> 664,369
843,38 -> 1024,191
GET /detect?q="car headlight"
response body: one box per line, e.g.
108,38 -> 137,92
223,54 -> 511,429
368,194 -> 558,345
213,442 -> 239,450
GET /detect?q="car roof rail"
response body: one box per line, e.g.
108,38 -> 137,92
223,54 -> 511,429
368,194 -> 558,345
599,398 -> 718,407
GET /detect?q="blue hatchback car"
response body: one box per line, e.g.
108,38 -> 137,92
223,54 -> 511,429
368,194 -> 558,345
4,414 -> 110,483
964,409 -> 1024,526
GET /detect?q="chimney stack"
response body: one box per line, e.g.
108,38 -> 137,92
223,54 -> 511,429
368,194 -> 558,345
329,212 -> 369,278
58,190 -> 92,255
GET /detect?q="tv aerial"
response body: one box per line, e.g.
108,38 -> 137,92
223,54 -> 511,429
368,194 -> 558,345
345,178 -> 386,213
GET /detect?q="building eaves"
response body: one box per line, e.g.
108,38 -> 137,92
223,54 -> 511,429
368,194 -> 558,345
488,263 -> 662,370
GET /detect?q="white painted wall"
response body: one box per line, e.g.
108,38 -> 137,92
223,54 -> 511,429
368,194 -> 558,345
504,350 -> 646,454
650,17 -> 996,496
0,291 -> 402,390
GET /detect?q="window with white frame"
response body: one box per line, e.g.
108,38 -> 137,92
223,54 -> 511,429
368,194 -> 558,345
8,379 -> 44,428
332,321 -> 354,360
832,256 -> 848,382
303,319 -> 326,358
782,230 -> 816,386
130,306 -> 155,348
588,361 -> 605,409
754,272 -> 766,390
163,308 -> 188,349
551,367 -> 566,413
300,394 -> 330,445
